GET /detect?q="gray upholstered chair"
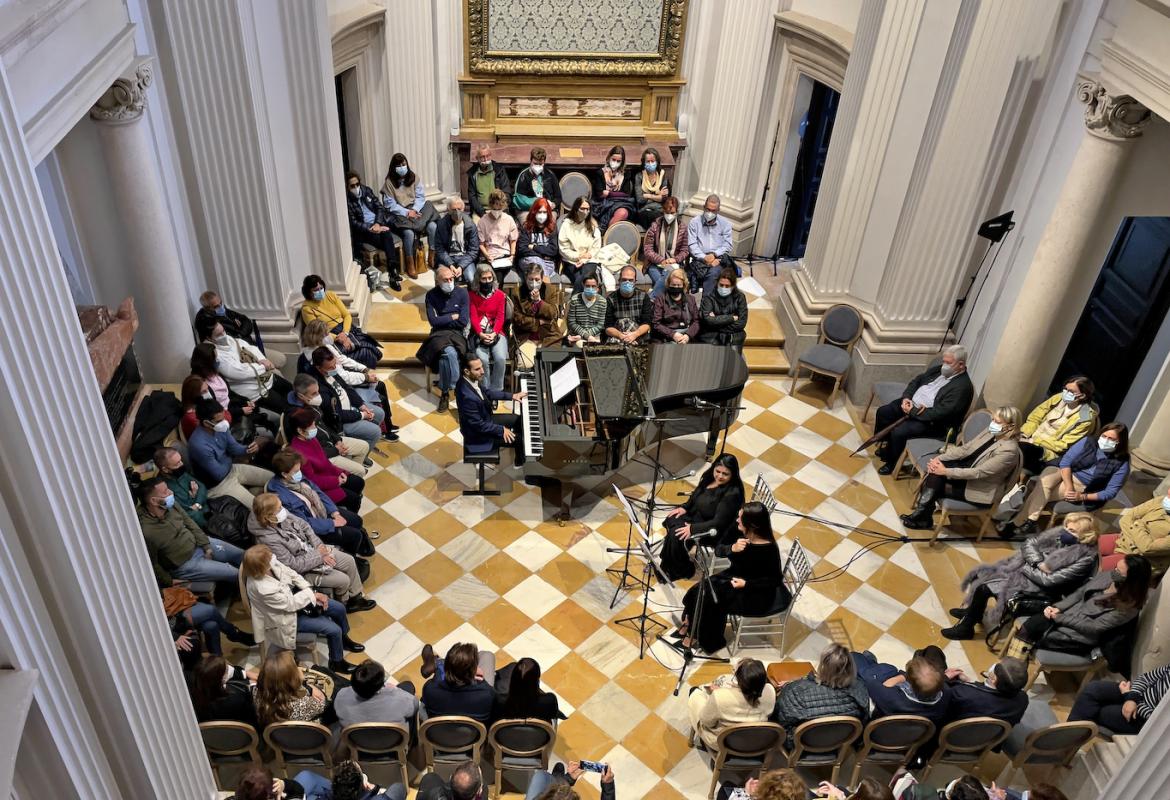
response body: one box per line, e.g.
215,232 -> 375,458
487,718 -> 557,799
849,715 -> 935,786
419,716 -> 487,780
558,172 -> 591,215
1006,721 -> 1097,777
340,722 -> 411,790
199,721 -> 262,790
921,717 -> 1011,780
604,220 -> 642,266
787,716 -> 863,785
789,304 -> 863,407
894,408 -> 991,481
704,722 -> 786,800
862,354 -> 945,421
263,720 -> 333,779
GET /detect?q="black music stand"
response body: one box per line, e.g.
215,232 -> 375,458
607,486 -> 653,607
658,542 -> 729,694
609,491 -> 678,658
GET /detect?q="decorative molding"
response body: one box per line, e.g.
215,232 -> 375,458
466,0 -> 687,76
90,60 -> 153,124
1078,79 -> 1152,140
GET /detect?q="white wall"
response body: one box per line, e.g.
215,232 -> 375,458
785,0 -> 862,35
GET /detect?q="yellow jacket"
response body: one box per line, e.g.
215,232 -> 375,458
300,290 -> 352,332
1118,496 -> 1170,573
1021,394 -> 1096,461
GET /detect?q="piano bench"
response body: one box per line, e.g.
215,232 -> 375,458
463,443 -> 502,496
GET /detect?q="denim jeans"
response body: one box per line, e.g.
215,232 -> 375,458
402,221 -> 438,259
646,264 -> 669,298
171,538 -> 244,583
438,253 -> 477,285
297,598 -> 349,661
343,418 -> 383,451
187,601 -> 240,656
438,345 -> 460,391
473,334 -> 509,392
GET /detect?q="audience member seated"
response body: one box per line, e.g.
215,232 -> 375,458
604,265 -> 652,345
188,348 -> 266,436
300,274 -> 383,368
873,345 -> 974,474
455,354 -> 527,465
345,169 -> 400,291
476,188 -> 519,284
517,197 -> 560,278
188,398 -> 273,508
772,643 -> 870,747
660,454 -> 746,580
1099,485 -> 1170,574
254,649 -> 328,725
332,759 -> 405,800
468,263 -> 508,392
897,774 -> 988,800
853,651 -> 950,725
698,267 -> 748,347
1018,377 -> 1098,475
511,264 -> 565,366
267,448 -> 369,556
155,446 -> 209,527
416,759 -> 483,800
421,642 -> 496,723
718,768 -> 808,800
242,544 -> 362,675
493,657 -> 563,723
687,658 -> 774,750
1003,422 -> 1130,538
686,194 -> 736,295
1014,554 -> 1151,656
592,144 -> 635,231
467,143 -> 512,218
420,265 -> 470,413
1069,662 -> 1170,736
651,268 -> 700,344
179,596 -> 254,658
196,290 -> 286,369
136,477 -> 243,587
248,492 -> 374,612
300,320 -> 394,427
816,778 -> 894,800
229,765 -> 321,800
306,348 -> 390,450
565,269 -> 607,347
899,406 -> 1023,530
285,407 -> 366,512
557,197 -> 603,288
434,196 -> 480,285
380,152 -> 438,278
287,373 -> 372,470
195,316 -> 290,416
334,659 -> 419,731
191,656 -> 258,726
525,761 -> 615,800
677,502 -> 786,654
643,196 -> 687,298
944,512 -> 1100,641
633,146 -> 670,226
942,657 -> 1029,725
512,147 -> 562,217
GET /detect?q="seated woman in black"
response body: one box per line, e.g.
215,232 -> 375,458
493,657 -> 565,724
659,454 -> 745,580
190,656 -> 258,727
676,501 -> 788,654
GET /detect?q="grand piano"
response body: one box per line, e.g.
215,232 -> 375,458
516,343 -> 749,491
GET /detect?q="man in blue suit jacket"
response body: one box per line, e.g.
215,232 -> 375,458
455,354 -> 527,465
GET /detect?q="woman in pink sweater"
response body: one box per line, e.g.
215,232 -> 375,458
286,407 -> 365,512
468,263 -> 509,392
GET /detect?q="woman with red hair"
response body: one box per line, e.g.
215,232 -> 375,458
516,196 -> 560,278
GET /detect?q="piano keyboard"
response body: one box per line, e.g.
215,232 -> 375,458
519,373 -> 544,458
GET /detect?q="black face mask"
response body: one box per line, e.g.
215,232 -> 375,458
480,281 -> 494,294
667,287 -> 683,298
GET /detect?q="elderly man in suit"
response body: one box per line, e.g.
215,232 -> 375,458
454,354 -> 528,466
943,658 -> 1030,726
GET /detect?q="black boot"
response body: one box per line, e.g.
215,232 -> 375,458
343,636 -> 365,653
900,484 -> 941,530
346,595 -> 377,613
437,391 -> 450,413
420,643 -> 437,678
330,659 -> 356,675
224,625 -> 256,647
941,620 -> 976,640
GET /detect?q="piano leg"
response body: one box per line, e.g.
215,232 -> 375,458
705,415 -> 721,459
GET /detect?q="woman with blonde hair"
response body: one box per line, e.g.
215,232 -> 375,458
298,319 -> 392,416
773,643 -> 869,747
650,267 -> 699,343
253,649 -> 326,728
944,511 -> 1100,640
900,406 -> 1024,530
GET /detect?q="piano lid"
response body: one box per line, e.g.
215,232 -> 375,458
646,343 -> 749,413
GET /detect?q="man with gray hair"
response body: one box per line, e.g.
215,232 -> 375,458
686,193 -> 737,295
944,656 -> 1029,725
465,144 -> 512,218
416,758 -> 483,800
874,344 -> 974,474
434,196 -> 480,284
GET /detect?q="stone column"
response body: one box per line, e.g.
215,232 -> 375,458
384,0 -> 444,202
982,80 -> 1151,409
89,61 -> 194,383
0,58 -> 213,798
1131,373 -> 1170,473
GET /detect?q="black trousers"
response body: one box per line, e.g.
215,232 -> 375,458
316,508 -> 369,556
354,228 -> 401,276
1018,441 -> 1057,475
337,473 -> 365,513
958,583 -> 994,626
920,472 -> 968,501
257,374 -> 294,416
1068,680 -> 1146,734
493,411 -> 525,466
682,580 -> 731,653
659,515 -> 711,580
874,399 -> 947,468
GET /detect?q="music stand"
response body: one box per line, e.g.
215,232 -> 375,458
607,485 -> 653,607
658,541 -> 729,694
611,485 -> 678,658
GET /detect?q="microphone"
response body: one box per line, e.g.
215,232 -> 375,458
685,397 -> 719,410
690,528 -> 720,541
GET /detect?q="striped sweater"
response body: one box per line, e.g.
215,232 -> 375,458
1125,664 -> 1170,719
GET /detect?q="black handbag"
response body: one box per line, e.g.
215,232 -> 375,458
984,592 -> 1052,647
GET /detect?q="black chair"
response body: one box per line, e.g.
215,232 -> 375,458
200,721 -> 262,790
263,720 -> 333,779
488,718 -> 557,798
420,716 -> 488,780
921,717 -> 1012,780
340,722 -> 410,790
849,715 -> 935,785
463,441 -> 502,496
705,722 -> 786,800
787,716 -> 863,784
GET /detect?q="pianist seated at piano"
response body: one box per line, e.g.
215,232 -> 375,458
419,266 -> 471,413
476,188 -> 518,284
651,268 -> 700,344
511,263 -> 566,367
565,269 -> 607,348
604,265 -> 652,345
660,454 -> 746,581
697,268 -> 749,348
455,354 -> 528,465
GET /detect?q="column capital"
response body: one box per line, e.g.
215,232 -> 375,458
90,60 -> 153,125
1078,79 -> 1151,141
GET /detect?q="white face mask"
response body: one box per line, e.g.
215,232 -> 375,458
213,419 -> 230,433
609,159 -> 622,170
440,280 -> 455,293
307,395 -> 323,407
663,213 -> 676,224
488,209 -> 502,220
988,421 -> 1004,436
201,390 -> 213,400
940,363 -> 955,378
528,280 -> 542,291
1098,436 -> 1117,453
531,163 -> 544,175
349,186 -> 361,197
535,212 -> 548,224
703,211 -> 717,223
275,508 -> 288,524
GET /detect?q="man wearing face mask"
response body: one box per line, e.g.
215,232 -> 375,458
697,268 -> 749,347
466,144 -> 512,218
434,196 -> 480,285
873,344 -> 975,474
155,446 -> 209,528
509,264 -> 565,366
135,477 -> 244,588
475,189 -> 518,284
195,290 -> 285,369
188,399 -> 274,508
686,194 -> 737,296
643,196 -> 688,298
604,265 -> 652,345
941,658 -> 1029,725
512,147 -> 561,215
195,315 -> 292,417
419,266 -> 471,412
344,169 -> 401,291
286,373 -> 372,471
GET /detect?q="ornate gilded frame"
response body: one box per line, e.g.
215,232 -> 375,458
466,0 -> 688,76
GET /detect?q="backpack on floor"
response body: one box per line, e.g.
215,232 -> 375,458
204,495 -> 252,548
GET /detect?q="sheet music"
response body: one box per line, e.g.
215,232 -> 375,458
549,358 -> 582,404
612,484 -> 680,607
490,257 -> 513,270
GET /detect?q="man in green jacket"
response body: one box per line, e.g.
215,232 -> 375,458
135,478 -> 243,587
155,446 -> 209,527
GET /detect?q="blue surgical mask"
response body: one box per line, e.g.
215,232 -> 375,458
213,305 -> 227,317
619,280 -> 635,295
1062,389 -> 1079,404
583,287 -> 598,299
290,470 -> 303,483
1098,436 -> 1117,453
644,162 -> 658,173
440,280 -> 455,294
395,165 -> 408,176
304,427 -> 318,439
328,367 -> 339,376
717,286 -> 732,297
162,494 -> 175,510
311,289 -> 325,301
988,421 -> 1004,435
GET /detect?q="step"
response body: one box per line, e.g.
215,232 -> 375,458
378,341 -> 423,369
743,345 -> 790,375
744,310 -> 785,348
366,302 -> 429,343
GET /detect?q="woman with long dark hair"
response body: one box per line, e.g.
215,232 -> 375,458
495,657 -> 563,724
687,657 -> 774,749
380,152 -> 438,277
557,195 -> 602,289
676,502 -> 788,653
659,454 -> 745,580
592,144 -> 635,231
190,656 -> 258,726
632,146 -> 670,227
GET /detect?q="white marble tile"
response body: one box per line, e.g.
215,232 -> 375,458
782,426 -> 834,459
842,583 -> 908,630
441,493 -> 501,528
503,624 -> 571,669
365,621 -> 425,675
397,388 -> 444,419
868,636 -> 916,669
573,574 -> 628,621
440,531 -> 498,571
595,744 -> 659,797
728,427 -> 774,457
795,460 -> 851,496
824,539 -> 885,580
386,454 -> 443,484
567,531 -> 624,572
664,747 -> 713,796
368,572 -> 430,618
503,574 -> 567,620
374,528 -> 435,569
382,489 -> 439,527
913,586 -> 952,628
870,499 -> 908,532
498,491 -> 546,527
433,621 -> 497,657
734,398 -> 766,424
575,625 -> 640,677
504,530 -> 563,571
811,497 -> 868,532
787,629 -> 832,663
394,419 -> 445,449
788,585 -> 839,629
441,573 -> 499,619
577,683 -> 651,740
773,394 -> 820,424
888,542 -> 925,576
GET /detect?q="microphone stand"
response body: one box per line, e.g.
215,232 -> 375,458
659,539 -> 729,696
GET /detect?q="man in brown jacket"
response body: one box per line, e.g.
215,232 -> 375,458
510,263 -> 565,366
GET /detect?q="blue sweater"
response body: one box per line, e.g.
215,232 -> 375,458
188,426 -> 245,487
852,651 -> 951,725
425,286 -> 470,332
266,477 -> 339,537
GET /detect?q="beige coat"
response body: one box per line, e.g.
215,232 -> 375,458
686,681 -> 777,751
938,430 -> 1022,505
245,559 -> 316,652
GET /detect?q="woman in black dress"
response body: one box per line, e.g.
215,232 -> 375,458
676,501 -> 788,654
659,454 -> 745,580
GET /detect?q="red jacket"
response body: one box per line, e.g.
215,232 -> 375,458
289,436 -> 346,503
468,288 -> 506,338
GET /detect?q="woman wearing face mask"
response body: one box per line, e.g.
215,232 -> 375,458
512,146 -> 562,216
558,196 -> 603,290
900,406 -> 1024,530
380,152 -> 438,278
642,196 -> 688,298
1017,377 -> 1098,475
285,407 -> 365,512
592,144 -> 635,231
509,263 -> 565,366
180,371 -> 235,441
196,316 -> 291,417
476,188 -> 519,284
1003,422 -> 1131,538
698,268 -> 749,347
633,146 -> 670,226
468,264 -> 509,392
300,274 -> 383,369
1099,485 -> 1170,575
943,512 -> 1100,640
298,320 -> 392,418
565,269 -> 607,348
651,268 -> 700,344
517,197 -> 561,277
659,454 -> 746,581
265,448 -> 371,558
